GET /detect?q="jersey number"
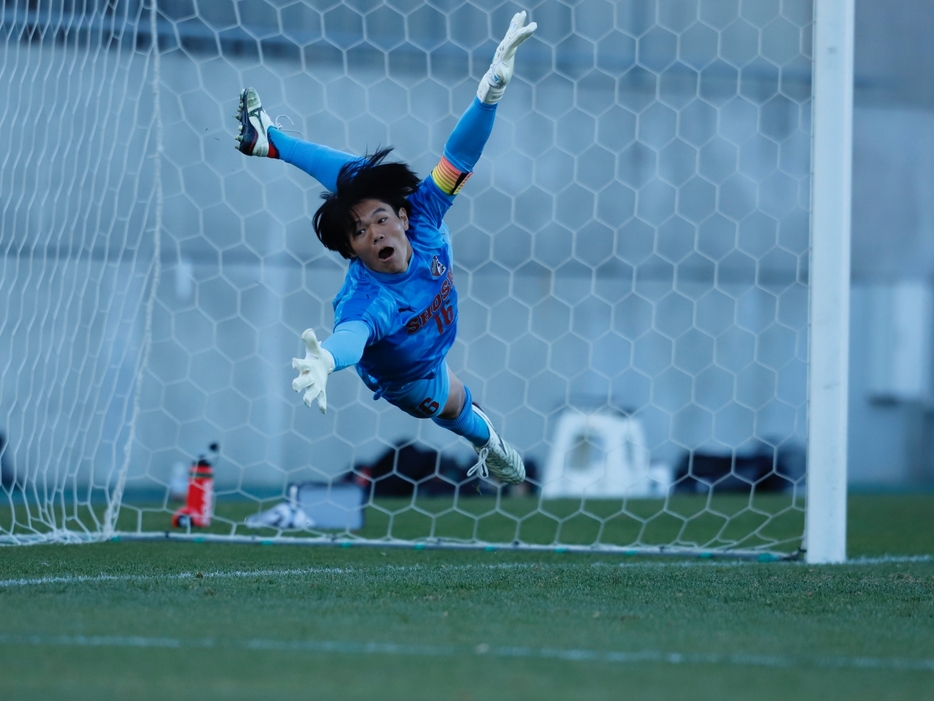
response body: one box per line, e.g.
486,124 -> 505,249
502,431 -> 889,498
418,398 -> 440,416
432,304 -> 455,334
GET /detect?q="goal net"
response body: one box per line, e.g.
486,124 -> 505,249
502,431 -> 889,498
0,0 -> 813,556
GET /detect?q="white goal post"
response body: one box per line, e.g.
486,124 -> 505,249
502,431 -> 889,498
805,0 -> 854,565
0,0 -> 848,560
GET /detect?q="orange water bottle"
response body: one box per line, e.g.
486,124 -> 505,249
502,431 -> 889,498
172,443 -> 218,528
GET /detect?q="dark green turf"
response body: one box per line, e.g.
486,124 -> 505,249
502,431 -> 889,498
0,494 -> 932,701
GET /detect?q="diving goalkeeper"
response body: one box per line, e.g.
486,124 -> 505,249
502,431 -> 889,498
235,12 -> 536,484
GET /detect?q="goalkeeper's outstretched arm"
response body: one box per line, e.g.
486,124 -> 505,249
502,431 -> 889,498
291,322 -> 369,413
431,11 -> 537,196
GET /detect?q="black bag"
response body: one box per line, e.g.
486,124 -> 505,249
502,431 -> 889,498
673,445 -> 805,494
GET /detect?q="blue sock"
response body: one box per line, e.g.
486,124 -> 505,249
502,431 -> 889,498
268,128 -> 356,192
432,385 -> 490,448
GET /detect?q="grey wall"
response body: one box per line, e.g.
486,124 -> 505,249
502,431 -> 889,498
847,0 -> 934,487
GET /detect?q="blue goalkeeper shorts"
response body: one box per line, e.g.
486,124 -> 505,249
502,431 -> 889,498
359,361 -> 450,419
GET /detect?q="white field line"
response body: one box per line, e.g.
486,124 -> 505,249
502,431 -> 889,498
0,555 -> 931,589
0,567 -> 354,588
0,564 -> 539,588
0,632 -> 931,672
845,555 -> 934,564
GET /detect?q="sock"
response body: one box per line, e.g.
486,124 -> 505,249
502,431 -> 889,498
266,132 -> 280,159
432,385 -> 491,448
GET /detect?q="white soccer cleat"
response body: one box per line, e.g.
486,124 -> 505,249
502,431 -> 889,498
235,87 -> 276,157
467,405 -> 526,485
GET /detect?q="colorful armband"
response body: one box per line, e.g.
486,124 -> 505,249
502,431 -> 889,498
431,156 -> 471,196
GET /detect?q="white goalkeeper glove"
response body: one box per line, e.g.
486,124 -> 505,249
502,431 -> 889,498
477,11 -> 537,105
291,329 -> 336,414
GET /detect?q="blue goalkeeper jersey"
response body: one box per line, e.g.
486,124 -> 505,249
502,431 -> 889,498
275,97 -> 496,390
332,177 -> 458,388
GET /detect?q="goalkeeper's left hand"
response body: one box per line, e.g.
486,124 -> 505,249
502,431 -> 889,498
291,329 -> 335,414
477,11 -> 537,104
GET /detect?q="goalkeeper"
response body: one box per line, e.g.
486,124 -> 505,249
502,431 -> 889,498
234,12 -> 536,484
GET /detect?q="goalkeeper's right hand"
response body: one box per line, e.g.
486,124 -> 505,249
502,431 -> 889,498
291,329 -> 336,414
477,11 -> 537,104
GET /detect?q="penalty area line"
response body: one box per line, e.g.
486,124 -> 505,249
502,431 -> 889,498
0,567 -> 350,589
0,564 -> 535,589
0,633 -> 932,673
1,555 -> 930,588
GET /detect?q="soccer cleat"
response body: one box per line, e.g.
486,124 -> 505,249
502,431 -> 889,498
235,87 -> 278,158
467,405 -> 526,485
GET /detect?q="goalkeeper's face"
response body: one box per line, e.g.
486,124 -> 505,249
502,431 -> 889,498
348,199 -> 413,274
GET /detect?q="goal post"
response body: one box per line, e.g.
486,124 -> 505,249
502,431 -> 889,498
805,0 -> 855,565
0,0 -> 844,559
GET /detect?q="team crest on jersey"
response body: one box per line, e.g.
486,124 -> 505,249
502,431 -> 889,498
430,255 -> 446,278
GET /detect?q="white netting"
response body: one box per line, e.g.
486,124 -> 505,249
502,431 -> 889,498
0,0 -> 813,555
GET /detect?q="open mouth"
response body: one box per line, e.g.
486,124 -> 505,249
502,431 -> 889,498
378,247 -> 394,261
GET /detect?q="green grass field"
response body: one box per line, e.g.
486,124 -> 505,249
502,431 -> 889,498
4,492 -> 808,552
0,493 -> 932,700
116,492 -> 807,553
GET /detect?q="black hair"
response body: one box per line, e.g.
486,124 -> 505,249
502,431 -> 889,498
312,148 -> 421,259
